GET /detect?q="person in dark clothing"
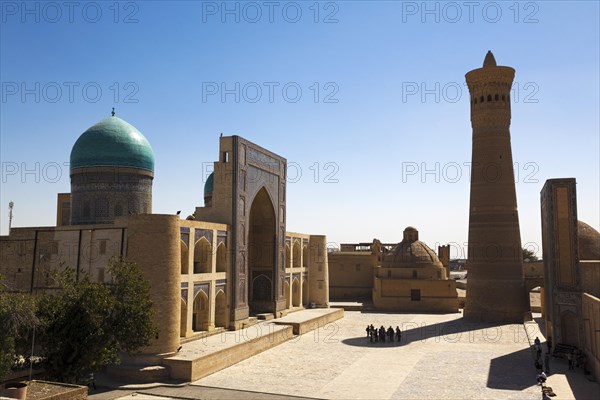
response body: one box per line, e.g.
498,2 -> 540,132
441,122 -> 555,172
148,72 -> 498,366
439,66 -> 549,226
395,326 -> 402,342
379,326 -> 386,343
387,326 -> 394,341
366,325 -> 371,338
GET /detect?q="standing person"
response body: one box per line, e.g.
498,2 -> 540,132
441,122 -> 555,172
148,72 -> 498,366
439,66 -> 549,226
379,326 -> 386,343
366,325 -> 371,339
567,352 -> 574,370
546,337 -> 552,354
374,328 -> 379,343
387,326 -> 394,341
544,353 -> 551,375
395,326 -> 402,342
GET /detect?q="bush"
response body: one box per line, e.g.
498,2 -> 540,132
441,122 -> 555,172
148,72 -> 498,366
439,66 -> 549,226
0,282 -> 39,381
36,260 -> 156,383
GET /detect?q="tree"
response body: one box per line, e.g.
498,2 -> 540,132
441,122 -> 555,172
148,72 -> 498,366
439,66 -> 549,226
523,248 -> 539,262
0,275 -> 39,381
37,259 -> 156,383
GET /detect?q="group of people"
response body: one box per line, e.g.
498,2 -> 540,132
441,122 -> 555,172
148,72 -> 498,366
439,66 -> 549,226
366,325 -> 401,343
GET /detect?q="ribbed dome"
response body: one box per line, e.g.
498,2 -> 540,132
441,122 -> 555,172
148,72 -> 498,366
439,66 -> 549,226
70,116 -> 154,171
382,227 -> 443,269
578,220 -> 600,260
204,172 -> 214,195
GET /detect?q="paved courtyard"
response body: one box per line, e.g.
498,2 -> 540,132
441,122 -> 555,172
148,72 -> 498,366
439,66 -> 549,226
187,311 -> 551,399
98,310 -> 599,400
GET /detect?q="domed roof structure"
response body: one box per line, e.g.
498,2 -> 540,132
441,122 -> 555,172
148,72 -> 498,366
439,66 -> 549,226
70,115 -> 154,171
382,227 -> 443,269
578,220 -> 600,260
204,172 -> 214,195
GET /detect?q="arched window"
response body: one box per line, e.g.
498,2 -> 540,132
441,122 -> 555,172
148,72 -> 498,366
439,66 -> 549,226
293,241 -> 301,268
487,95 -> 492,102
114,203 -> 123,217
216,243 -> 227,273
303,246 -> 308,268
181,241 -> 189,274
194,237 -> 211,273
495,94 -> 499,101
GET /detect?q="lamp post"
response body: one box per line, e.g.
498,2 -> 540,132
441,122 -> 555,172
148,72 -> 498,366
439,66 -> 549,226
8,201 -> 14,234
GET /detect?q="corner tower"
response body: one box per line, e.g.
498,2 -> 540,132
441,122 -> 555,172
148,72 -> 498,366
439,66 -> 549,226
464,51 -> 529,322
70,111 -> 154,225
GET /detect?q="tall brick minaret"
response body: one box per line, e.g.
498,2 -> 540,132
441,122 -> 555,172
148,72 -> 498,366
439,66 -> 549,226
464,51 -> 529,323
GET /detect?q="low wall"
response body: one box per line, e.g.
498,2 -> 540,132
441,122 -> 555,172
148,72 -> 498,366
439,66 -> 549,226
274,308 -> 344,335
164,325 -> 294,381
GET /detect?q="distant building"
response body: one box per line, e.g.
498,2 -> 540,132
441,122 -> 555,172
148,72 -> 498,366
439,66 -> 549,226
329,228 -> 458,313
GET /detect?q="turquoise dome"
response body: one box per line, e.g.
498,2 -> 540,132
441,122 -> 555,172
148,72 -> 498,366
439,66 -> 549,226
204,172 -> 214,195
70,116 -> 154,171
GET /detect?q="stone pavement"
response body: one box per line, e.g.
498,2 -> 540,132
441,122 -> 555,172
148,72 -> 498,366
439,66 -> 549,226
91,311 -> 599,400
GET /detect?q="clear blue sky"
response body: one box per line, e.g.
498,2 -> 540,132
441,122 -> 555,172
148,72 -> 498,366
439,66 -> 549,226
1,1 -> 599,258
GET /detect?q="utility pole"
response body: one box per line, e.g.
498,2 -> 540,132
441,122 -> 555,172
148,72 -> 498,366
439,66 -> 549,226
8,201 -> 14,234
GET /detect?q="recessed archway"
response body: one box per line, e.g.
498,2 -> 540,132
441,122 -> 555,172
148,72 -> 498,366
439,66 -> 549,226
192,291 -> 210,332
303,245 -> 308,268
180,298 -> 187,337
293,241 -> 301,268
285,280 -> 291,309
302,279 -> 308,306
285,244 -> 291,269
181,241 -> 189,274
292,278 -> 300,307
194,237 -> 211,274
560,311 -> 579,347
248,187 -> 277,314
216,243 -> 227,273
215,290 -> 228,328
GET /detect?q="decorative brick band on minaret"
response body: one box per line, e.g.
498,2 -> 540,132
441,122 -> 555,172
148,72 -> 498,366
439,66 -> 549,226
464,51 -> 529,323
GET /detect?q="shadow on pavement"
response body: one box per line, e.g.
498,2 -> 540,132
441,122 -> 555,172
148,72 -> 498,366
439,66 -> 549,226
488,347 -> 538,390
341,317 -> 500,348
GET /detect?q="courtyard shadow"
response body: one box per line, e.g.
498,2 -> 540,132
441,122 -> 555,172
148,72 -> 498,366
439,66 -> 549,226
341,317 -> 501,348
488,347 -> 538,390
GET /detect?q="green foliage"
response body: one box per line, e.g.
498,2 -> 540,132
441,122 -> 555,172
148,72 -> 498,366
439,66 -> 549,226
107,259 -> 157,353
0,277 -> 39,380
36,259 -> 156,383
523,248 -> 539,262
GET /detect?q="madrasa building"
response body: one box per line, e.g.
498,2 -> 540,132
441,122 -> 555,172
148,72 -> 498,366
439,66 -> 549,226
0,112 -> 330,361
